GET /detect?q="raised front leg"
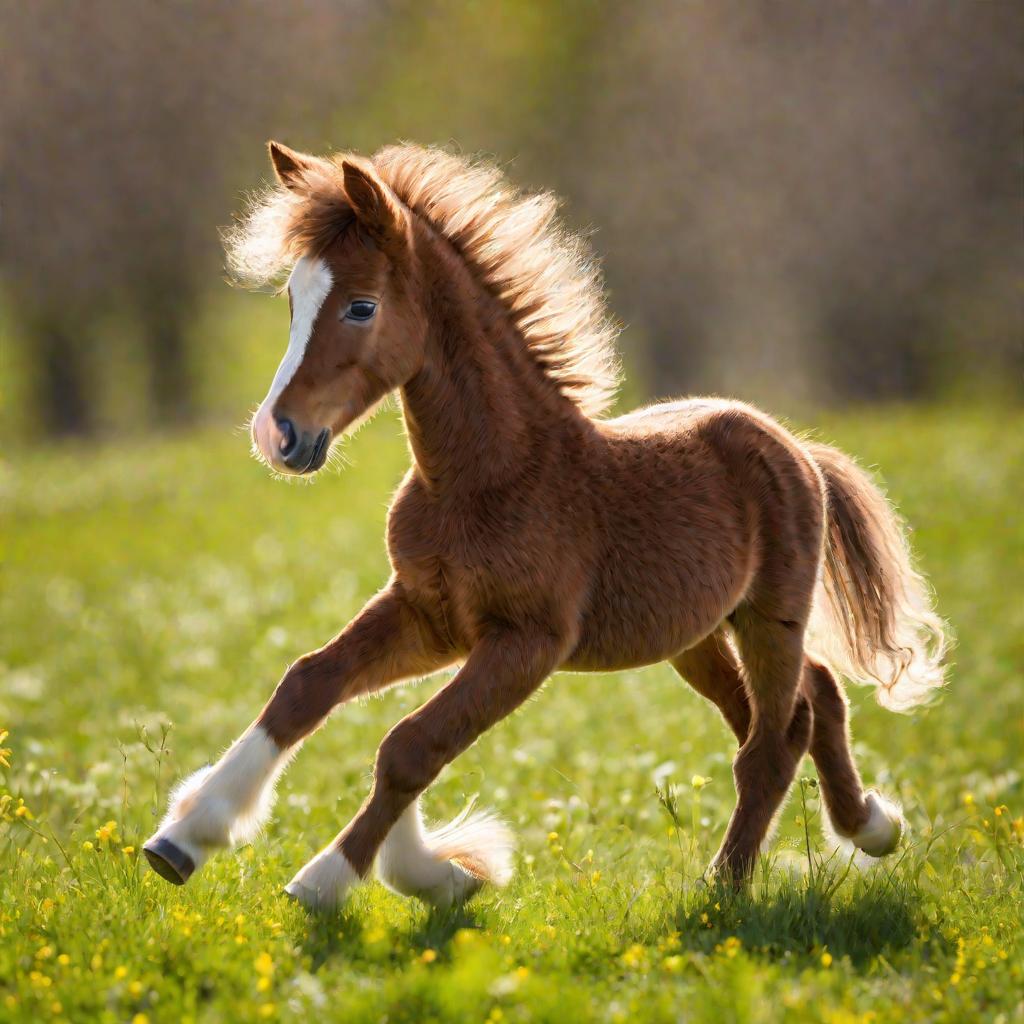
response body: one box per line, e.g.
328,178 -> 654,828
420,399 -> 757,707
284,626 -> 568,911
143,583 -> 452,885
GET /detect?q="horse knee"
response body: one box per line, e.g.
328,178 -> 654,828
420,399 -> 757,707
259,656 -> 335,748
375,721 -> 438,798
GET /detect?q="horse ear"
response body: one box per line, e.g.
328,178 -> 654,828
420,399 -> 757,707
341,159 -> 406,251
268,141 -> 320,191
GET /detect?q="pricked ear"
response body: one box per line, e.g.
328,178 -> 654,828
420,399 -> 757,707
342,159 -> 406,251
268,141 -> 323,192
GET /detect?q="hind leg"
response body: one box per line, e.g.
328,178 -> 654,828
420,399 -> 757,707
672,631 -> 751,744
711,613 -> 813,882
804,659 -> 903,856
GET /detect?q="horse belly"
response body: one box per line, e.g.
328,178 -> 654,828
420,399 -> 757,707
566,487 -> 753,671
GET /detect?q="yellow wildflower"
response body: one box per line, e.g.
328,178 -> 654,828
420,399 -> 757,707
821,952 -> 833,968
691,775 -> 710,790
114,965 -> 128,980
122,846 -> 135,856
132,1015 -> 150,1024
254,952 -> 274,977
420,949 -> 437,964
258,1005 -> 275,1019
663,954 -> 685,973
95,821 -> 118,843
0,729 -> 11,769
620,944 -> 647,970
82,841 -> 94,851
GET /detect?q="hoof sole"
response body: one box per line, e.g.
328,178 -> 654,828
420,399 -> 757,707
144,837 -> 196,885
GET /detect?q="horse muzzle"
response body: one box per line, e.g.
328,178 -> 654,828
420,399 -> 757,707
253,409 -> 332,474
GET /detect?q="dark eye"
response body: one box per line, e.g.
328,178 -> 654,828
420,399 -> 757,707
346,300 -> 377,322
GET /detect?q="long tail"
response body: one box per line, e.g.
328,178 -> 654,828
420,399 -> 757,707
805,442 -> 948,711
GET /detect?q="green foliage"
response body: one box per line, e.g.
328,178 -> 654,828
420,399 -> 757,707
1,407 -> 1022,1022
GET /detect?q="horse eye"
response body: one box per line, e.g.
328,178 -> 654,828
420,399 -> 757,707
346,300 -> 377,322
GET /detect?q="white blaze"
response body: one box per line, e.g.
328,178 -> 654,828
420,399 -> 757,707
265,255 -> 333,408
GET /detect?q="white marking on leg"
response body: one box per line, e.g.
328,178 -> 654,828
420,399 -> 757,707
850,791 -> 904,857
377,798 -> 515,907
284,845 -> 359,912
266,255 -> 333,408
149,726 -> 292,866
822,789 -> 905,860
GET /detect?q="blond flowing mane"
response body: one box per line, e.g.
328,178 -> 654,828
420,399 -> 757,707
224,144 -> 621,417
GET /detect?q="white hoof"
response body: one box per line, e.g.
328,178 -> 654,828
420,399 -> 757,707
284,845 -> 359,912
378,800 -> 514,907
850,791 -> 904,857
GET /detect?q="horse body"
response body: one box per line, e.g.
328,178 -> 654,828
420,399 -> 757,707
144,141 -> 946,911
389,397 -> 818,674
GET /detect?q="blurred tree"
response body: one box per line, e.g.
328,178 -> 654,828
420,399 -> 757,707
1,0 -> 377,434
571,0 -> 1022,403
1,0 -> 1019,438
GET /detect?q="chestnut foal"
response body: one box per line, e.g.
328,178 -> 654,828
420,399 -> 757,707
144,142 -> 946,910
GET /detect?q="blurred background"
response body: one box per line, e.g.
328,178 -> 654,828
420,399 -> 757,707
2,0 -> 1021,439
2,12 -> 1023,1015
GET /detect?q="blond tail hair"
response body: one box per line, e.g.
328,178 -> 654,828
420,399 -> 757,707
806,442 -> 948,711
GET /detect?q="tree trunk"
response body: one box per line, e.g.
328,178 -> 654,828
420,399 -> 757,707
33,320 -> 93,437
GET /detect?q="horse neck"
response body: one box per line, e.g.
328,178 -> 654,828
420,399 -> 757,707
399,231 -> 578,497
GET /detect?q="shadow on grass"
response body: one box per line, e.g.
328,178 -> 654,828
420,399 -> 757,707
409,903 -> 483,951
296,898 -> 483,970
673,872 -> 921,966
299,908 -> 368,971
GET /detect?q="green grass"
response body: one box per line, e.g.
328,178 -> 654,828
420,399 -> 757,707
1,405 -> 1022,1023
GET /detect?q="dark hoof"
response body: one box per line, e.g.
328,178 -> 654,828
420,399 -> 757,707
143,837 -> 196,885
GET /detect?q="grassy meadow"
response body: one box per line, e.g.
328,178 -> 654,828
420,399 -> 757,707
1,405 -> 1022,1023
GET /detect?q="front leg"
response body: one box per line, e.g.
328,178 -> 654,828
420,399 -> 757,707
284,626 -> 569,911
143,583 -> 451,885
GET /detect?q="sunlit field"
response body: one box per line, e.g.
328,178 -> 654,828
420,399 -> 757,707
2,406 -> 1021,1023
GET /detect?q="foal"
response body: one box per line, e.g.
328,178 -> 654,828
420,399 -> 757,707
144,142 -> 946,910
